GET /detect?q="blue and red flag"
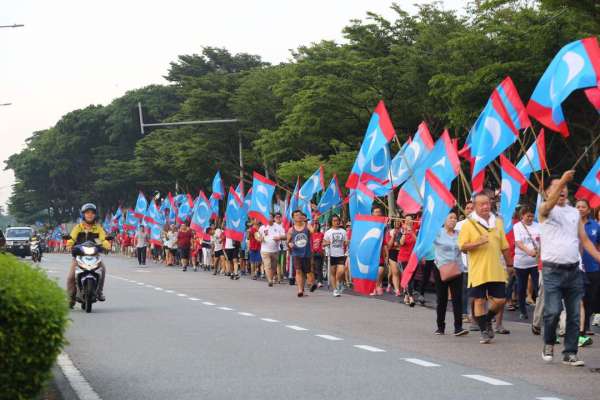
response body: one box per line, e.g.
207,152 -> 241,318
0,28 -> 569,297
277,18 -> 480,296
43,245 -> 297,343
346,100 -> 396,189
190,191 -> 211,234
401,170 -> 456,288
133,192 -> 147,219
110,208 -> 122,232
360,144 -> 392,196
390,122 -> 434,188
516,129 -> 546,192
499,155 -> 527,233
234,181 -> 244,199
470,90 -> 520,178
349,214 -> 387,295
123,209 -> 139,231
298,166 -> 325,203
224,186 -> 245,241
176,194 -> 194,225
209,193 -> 220,221
527,37 -> 600,137
149,223 -> 163,246
317,175 -> 343,214
248,172 -> 276,225
575,157 -> 600,208
349,182 -> 375,222
585,86 -> 600,114
211,171 -> 224,200
496,76 -> 532,131
145,200 -> 164,226
397,129 -> 460,214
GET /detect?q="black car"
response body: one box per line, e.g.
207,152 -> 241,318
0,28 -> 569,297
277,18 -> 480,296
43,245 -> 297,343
4,227 -> 34,257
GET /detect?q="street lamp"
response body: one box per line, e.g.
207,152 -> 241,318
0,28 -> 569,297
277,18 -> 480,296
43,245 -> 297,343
0,24 -> 24,29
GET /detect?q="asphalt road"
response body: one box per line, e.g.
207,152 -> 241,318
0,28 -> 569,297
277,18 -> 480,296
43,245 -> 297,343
40,253 -> 600,400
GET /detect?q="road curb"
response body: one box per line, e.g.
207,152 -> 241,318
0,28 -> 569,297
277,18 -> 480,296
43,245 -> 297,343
51,364 -> 81,400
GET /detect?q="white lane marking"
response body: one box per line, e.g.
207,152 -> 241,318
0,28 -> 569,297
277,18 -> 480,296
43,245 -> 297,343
57,352 -> 103,400
536,398 -> 563,400
165,290 -> 174,293
136,270 -> 150,273
137,283 -> 145,286
154,287 -> 164,291
260,318 -> 279,323
145,284 -> 155,288
189,297 -> 201,301
286,325 -> 308,331
316,334 -> 343,341
354,345 -> 386,352
177,294 -> 188,297
218,306 -> 234,311
238,312 -> 255,317
462,375 -> 512,386
403,358 -> 441,367
203,302 -> 215,306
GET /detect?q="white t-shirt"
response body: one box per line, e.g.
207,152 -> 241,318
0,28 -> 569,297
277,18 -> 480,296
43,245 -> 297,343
455,218 -> 469,270
513,221 -> 540,269
167,231 -> 178,249
324,228 -> 347,258
225,237 -> 236,249
213,229 -> 224,252
540,204 -> 580,264
259,223 -> 285,253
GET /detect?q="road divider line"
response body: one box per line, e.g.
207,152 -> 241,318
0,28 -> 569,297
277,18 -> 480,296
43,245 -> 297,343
238,312 -> 255,317
286,325 -> 308,331
137,283 -> 145,286
218,306 -> 234,311
203,302 -> 215,306
402,358 -> 440,367
154,287 -> 164,291
260,318 -> 279,323
536,398 -> 563,400
165,290 -> 174,293
57,352 -> 103,400
462,375 -> 512,386
177,294 -> 188,297
189,297 -> 201,301
353,345 -> 385,352
315,334 -> 343,341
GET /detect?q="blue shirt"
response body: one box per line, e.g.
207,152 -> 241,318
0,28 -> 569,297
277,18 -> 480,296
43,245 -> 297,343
433,228 -> 465,272
582,219 -> 600,273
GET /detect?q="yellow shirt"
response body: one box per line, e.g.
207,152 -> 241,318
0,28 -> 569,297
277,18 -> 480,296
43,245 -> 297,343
457,218 -> 508,287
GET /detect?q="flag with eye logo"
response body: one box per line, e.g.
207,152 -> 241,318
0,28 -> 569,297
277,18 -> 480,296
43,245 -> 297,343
224,186 -> 245,241
133,192 -> 148,219
248,172 -> 276,225
317,175 -> 343,214
499,155 -> 527,233
401,170 -> 456,289
390,122 -> 434,188
211,171 -> 224,200
190,191 -> 211,234
349,214 -> 387,295
516,129 -> 546,193
527,37 -> 600,137
575,157 -> 600,208
298,166 -> 325,203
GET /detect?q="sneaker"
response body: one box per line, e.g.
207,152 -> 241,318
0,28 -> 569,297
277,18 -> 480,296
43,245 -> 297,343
592,314 -> 600,326
317,282 -> 323,288
333,289 -> 341,297
479,330 -> 491,344
268,282 -> 273,287
97,293 -> 106,302
519,313 -> 529,320
578,335 -> 593,347
338,283 -> 345,294
434,328 -> 444,335
309,284 -> 317,293
486,321 -> 495,339
454,328 -> 469,337
418,294 -> 426,306
531,325 -> 541,335
562,354 -> 584,366
542,344 -> 554,362
297,292 -> 304,298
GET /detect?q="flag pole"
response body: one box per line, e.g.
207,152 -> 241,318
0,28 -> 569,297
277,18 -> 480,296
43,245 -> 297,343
515,131 -> 544,188
492,159 -> 543,198
571,132 -> 600,170
392,135 -> 424,203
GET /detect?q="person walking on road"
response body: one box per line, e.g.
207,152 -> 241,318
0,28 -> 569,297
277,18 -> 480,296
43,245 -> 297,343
458,192 -> 513,344
433,211 -> 468,336
323,215 -> 347,297
177,224 -> 192,272
513,205 -> 540,321
539,171 -> 600,366
135,225 -> 149,267
288,210 -> 316,297
259,215 -> 286,287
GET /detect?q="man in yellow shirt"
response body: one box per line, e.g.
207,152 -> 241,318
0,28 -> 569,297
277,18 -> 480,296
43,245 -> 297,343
66,203 -> 111,307
458,193 -> 513,343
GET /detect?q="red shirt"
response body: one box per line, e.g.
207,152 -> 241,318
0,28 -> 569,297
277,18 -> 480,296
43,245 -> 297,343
311,231 -> 324,254
397,230 -> 417,263
248,227 -> 261,251
177,229 -> 193,249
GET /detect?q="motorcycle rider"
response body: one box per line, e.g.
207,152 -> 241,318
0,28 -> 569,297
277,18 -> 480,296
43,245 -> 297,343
66,203 -> 111,307
31,230 -> 43,259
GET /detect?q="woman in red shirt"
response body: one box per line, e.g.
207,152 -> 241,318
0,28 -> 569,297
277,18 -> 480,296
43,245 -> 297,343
190,230 -> 203,271
398,215 -> 417,307
310,223 -> 325,287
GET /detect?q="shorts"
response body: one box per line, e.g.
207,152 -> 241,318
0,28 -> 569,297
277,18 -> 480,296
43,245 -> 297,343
330,256 -> 346,266
469,282 -> 506,299
179,247 -> 190,259
249,250 -> 262,263
293,256 -> 311,274
261,252 -> 278,271
169,248 -> 177,255
225,247 -> 239,260
214,249 -> 224,258
388,249 -> 399,263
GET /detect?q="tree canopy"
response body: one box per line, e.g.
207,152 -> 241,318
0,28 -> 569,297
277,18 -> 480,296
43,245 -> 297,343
5,1 -> 600,224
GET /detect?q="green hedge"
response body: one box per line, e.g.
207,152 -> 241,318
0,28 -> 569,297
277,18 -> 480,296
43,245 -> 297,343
0,253 -> 69,400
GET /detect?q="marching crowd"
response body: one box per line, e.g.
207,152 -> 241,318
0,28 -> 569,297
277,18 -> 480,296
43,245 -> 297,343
80,170 -> 598,367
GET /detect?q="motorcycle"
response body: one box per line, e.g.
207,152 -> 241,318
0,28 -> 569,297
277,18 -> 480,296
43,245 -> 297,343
30,239 -> 42,262
73,241 -> 104,313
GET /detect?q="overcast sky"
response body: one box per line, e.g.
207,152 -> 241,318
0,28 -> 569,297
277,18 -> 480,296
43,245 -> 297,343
0,0 -> 466,210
